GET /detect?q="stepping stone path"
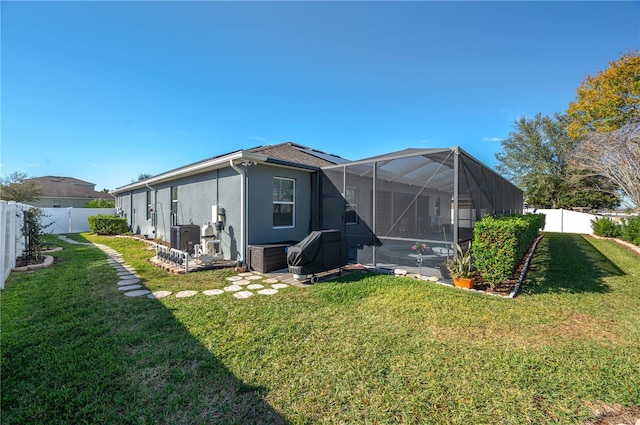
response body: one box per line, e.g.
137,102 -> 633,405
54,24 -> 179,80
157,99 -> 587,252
233,291 -> 254,299
175,290 -> 198,298
148,291 -> 173,299
57,236 -> 292,301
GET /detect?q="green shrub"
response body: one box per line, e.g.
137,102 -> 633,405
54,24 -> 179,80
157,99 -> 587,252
591,216 -> 621,238
620,215 -> 640,245
84,199 -> 115,208
472,214 -> 544,288
88,214 -> 129,235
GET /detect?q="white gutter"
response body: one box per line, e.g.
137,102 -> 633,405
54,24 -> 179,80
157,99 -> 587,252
229,159 -> 247,265
111,151 -> 267,194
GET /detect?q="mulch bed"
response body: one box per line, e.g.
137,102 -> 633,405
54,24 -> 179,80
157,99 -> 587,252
469,236 -> 542,296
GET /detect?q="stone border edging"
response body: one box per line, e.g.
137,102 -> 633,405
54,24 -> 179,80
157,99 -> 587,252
12,255 -> 55,272
509,234 -> 545,299
590,234 -> 640,256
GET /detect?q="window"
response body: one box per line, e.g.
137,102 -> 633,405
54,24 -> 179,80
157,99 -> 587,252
146,191 -> 152,220
53,200 -> 61,208
273,177 -> 295,228
170,187 -> 178,225
345,187 -> 358,225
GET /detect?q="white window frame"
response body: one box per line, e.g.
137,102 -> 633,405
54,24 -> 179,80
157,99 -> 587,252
273,177 -> 295,229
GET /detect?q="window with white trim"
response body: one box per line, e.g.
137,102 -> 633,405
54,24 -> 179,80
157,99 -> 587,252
273,177 -> 295,228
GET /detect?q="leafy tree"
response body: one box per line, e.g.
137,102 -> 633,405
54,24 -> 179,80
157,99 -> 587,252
496,113 -> 619,209
85,199 -> 116,208
130,173 -> 153,184
567,51 -> 640,139
571,117 -> 640,208
0,172 -> 44,203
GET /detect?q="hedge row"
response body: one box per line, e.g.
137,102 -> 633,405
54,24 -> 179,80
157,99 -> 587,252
472,214 -> 545,287
88,214 -> 129,235
592,215 -> 640,245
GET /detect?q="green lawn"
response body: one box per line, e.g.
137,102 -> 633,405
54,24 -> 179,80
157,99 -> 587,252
1,233 -> 638,424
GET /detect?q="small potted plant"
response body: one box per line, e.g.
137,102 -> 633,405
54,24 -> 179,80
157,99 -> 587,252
446,242 -> 474,289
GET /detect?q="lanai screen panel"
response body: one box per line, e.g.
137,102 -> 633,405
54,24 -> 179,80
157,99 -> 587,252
321,147 -> 522,271
372,150 -> 455,269
458,151 -> 523,240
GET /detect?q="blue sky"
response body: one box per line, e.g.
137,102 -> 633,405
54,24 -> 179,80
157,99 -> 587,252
2,1 -> 638,192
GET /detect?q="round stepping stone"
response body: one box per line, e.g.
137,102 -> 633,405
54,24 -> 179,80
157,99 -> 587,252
394,268 -> 408,276
118,284 -> 142,291
247,275 -> 263,280
428,276 -> 439,282
223,285 -> 242,292
272,283 -> 289,289
233,291 -> 254,299
117,279 -> 140,286
226,276 -> 242,281
257,288 -> 278,295
263,278 -> 279,284
124,289 -> 151,297
247,283 -> 264,290
175,290 -> 198,298
238,272 -> 253,277
203,289 -> 225,296
235,280 -> 251,286
118,275 -> 137,281
148,291 -> 172,299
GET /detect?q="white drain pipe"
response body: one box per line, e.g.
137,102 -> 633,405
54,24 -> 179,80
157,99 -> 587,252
229,159 -> 246,265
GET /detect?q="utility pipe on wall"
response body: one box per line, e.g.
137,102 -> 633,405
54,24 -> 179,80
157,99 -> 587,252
145,183 -> 157,239
229,159 -> 246,265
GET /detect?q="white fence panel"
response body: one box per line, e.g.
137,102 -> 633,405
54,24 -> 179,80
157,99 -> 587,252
1,204 -> 116,288
535,209 -> 598,234
41,208 -> 116,234
1,201 -> 27,289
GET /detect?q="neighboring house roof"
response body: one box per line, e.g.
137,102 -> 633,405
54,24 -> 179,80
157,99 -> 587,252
29,176 -> 112,200
112,142 -> 349,194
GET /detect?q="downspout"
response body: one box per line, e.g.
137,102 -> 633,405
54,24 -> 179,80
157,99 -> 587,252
229,159 -> 246,265
145,183 -> 157,239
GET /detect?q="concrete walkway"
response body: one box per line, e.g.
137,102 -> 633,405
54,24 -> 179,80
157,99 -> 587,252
57,235 -> 290,300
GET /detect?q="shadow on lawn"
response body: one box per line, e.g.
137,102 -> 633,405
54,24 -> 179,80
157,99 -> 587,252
523,233 -> 624,295
2,234 -> 289,425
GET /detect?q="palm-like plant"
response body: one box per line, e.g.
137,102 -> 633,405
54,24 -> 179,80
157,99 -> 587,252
446,242 -> 473,279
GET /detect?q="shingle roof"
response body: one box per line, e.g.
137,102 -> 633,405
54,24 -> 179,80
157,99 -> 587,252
248,142 -> 347,168
29,176 -> 113,199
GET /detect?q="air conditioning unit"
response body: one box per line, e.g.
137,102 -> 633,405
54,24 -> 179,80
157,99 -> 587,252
170,225 -> 200,255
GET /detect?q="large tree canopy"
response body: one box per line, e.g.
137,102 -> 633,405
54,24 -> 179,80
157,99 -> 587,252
567,51 -> 640,139
571,117 -> 640,208
0,172 -> 44,203
495,114 -> 619,209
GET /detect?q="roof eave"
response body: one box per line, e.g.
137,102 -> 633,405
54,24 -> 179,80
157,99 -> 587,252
111,151 -> 268,194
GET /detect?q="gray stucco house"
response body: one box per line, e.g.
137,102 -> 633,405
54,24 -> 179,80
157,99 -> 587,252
112,142 -> 522,273
112,143 -> 342,265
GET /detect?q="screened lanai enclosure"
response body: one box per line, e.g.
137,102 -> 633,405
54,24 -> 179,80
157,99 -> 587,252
321,147 -> 523,276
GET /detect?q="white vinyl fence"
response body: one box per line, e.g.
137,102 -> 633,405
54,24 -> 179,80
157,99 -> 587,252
1,201 -> 27,288
0,203 -> 116,288
41,207 -> 116,234
533,208 -> 598,234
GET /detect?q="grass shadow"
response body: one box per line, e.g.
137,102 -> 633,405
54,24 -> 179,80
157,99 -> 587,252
523,233 -> 624,295
1,235 -> 289,424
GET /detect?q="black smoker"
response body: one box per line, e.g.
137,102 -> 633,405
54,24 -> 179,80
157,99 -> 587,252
287,230 -> 349,281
